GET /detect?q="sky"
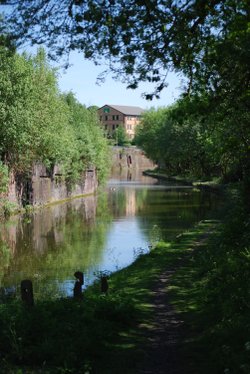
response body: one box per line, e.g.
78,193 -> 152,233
56,52 -> 183,110
0,3 -> 183,110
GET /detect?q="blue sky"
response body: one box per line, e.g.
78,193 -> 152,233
0,3 -> 182,109
16,45 -> 182,109
56,52 -> 182,109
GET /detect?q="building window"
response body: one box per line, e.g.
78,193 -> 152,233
116,124 -> 119,128
112,124 -> 115,130
105,115 -> 108,121
103,107 -> 110,113
112,115 -> 115,120
116,115 -> 119,120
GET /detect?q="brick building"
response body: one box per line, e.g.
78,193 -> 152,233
97,104 -> 144,139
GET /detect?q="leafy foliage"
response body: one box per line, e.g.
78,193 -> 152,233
0,1 -> 248,99
170,192 -> 250,374
63,91 -> 110,184
113,125 -> 130,146
0,287 -> 138,373
136,83 -> 250,183
135,102 -> 218,178
1,1 -> 248,187
0,47 -> 109,184
0,161 -> 8,194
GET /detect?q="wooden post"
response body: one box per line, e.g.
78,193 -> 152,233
74,271 -> 84,285
73,271 -> 84,299
21,279 -> 34,306
73,281 -> 82,299
101,276 -> 108,294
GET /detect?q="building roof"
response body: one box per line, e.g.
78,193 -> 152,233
99,104 -> 144,116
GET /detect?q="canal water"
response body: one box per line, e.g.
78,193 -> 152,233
0,172 -> 219,300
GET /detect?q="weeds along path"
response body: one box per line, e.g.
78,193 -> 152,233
138,267 -> 185,374
91,221 -> 218,373
137,228 -> 215,374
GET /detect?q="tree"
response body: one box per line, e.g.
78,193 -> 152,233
63,91 -> 110,183
113,126 -> 129,146
0,47 -> 110,184
135,108 -> 167,165
0,46 -> 75,174
0,1 -> 248,99
136,102 -> 220,178
0,1 -> 249,188
87,105 -> 99,113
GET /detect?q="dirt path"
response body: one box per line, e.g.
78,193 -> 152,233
138,267 -> 185,374
137,233 -> 212,374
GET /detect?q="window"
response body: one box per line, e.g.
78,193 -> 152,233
103,107 -> 110,113
105,115 -> 108,121
116,115 -> 119,120
112,115 -> 115,120
112,124 -> 115,130
116,124 -> 119,128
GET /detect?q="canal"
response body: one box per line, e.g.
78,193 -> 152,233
0,172 -> 219,300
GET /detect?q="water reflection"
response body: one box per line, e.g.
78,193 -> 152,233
0,195 -> 108,299
0,173 -> 219,300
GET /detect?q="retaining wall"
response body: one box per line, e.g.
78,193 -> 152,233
7,164 -> 98,208
111,146 -> 155,170
6,147 -> 154,209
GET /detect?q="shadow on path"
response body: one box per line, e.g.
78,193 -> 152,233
138,268 -> 185,374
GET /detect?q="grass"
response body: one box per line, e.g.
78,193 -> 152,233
0,191 -> 249,373
168,196 -> 250,373
143,168 -> 222,187
0,220 -> 216,373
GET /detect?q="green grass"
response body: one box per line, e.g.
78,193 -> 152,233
0,199 -> 249,373
0,222 -> 201,373
168,204 -> 250,373
0,221 -> 215,373
143,168 -> 222,187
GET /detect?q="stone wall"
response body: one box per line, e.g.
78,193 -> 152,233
111,146 -> 156,171
7,164 -> 98,208
6,147 -> 154,209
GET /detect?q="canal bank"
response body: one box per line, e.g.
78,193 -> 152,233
111,146 -> 156,171
0,172 -> 220,299
1,170 -> 248,373
0,146 -> 155,218
0,219 -> 217,373
1,182 -> 249,373
1,209 -> 249,374
143,168 -> 223,189
1,163 -> 98,216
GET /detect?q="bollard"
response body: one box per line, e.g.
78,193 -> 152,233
74,271 -> 84,285
73,281 -> 82,299
73,271 -> 84,299
21,279 -> 34,306
101,276 -> 108,294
